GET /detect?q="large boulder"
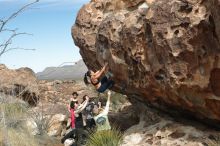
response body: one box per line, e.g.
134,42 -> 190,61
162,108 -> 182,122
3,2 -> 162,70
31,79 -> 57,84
0,64 -> 39,105
72,0 -> 220,126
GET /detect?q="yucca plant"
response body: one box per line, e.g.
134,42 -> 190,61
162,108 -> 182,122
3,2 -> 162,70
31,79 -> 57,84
87,127 -> 123,146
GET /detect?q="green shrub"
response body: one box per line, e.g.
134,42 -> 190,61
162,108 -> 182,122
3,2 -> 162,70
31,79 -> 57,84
87,127 -> 123,146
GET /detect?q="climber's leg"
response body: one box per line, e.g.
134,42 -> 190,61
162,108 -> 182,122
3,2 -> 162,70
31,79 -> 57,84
105,71 -> 114,79
97,79 -> 115,93
100,76 -> 108,84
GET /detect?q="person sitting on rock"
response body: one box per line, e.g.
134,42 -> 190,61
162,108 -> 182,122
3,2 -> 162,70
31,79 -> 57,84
61,96 -> 89,145
93,90 -> 112,131
84,62 -> 114,93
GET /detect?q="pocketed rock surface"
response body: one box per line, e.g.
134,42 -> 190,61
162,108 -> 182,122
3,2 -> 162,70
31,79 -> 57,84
72,0 -> 220,125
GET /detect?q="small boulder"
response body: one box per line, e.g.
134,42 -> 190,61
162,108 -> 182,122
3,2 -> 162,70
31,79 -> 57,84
47,114 -> 67,137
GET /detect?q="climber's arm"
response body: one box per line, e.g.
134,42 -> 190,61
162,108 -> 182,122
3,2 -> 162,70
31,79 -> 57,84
103,91 -> 111,115
75,98 -> 89,114
93,63 -> 108,79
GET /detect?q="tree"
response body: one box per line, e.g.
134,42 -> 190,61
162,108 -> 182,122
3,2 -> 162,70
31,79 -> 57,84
0,0 -> 39,58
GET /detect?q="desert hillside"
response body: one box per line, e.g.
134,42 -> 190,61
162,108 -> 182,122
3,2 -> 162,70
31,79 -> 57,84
36,60 -> 87,80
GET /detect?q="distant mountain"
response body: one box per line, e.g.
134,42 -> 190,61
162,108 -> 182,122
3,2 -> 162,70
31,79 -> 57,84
36,60 -> 88,80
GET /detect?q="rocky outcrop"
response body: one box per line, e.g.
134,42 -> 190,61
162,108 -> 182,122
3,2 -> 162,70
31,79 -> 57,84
72,0 -> 220,125
26,118 -> 40,135
27,102 -> 68,136
26,113 -> 67,137
0,64 -> 39,105
121,103 -> 220,146
47,114 -> 67,137
109,105 -> 140,131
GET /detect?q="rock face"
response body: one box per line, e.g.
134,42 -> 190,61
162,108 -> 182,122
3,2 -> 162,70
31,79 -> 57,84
0,64 -> 39,105
72,0 -> 220,125
26,112 -> 67,137
121,103 -> 220,146
47,114 -> 67,137
26,118 -> 40,135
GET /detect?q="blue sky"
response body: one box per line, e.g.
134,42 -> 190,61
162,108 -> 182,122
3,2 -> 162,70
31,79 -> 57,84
0,0 -> 90,72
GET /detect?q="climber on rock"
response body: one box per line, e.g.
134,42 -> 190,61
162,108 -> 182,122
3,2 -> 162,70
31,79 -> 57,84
84,62 -> 114,93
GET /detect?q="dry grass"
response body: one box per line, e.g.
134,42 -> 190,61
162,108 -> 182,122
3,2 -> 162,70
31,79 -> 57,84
2,128 -> 38,146
1,103 -> 27,128
0,95 -> 38,146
